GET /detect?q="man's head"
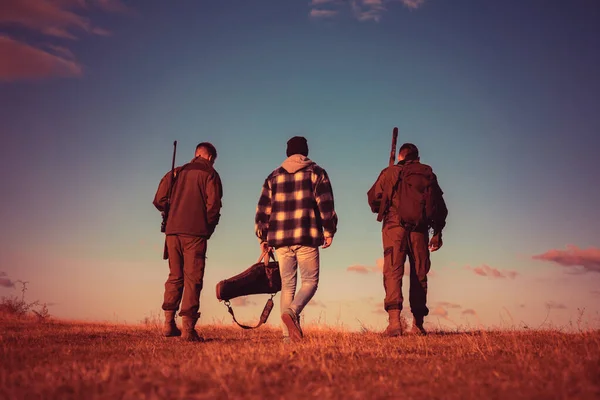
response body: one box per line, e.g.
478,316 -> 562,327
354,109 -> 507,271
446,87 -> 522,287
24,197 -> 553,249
195,142 -> 217,165
398,143 -> 419,162
286,136 -> 309,157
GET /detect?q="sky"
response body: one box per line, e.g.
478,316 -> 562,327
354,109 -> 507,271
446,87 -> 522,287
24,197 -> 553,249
1,0 -> 599,333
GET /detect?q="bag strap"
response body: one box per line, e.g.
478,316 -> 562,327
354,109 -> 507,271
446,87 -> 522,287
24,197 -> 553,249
257,249 -> 276,265
224,294 -> 275,330
223,250 -> 278,330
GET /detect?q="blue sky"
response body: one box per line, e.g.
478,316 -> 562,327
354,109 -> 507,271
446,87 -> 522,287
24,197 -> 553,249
1,0 -> 599,331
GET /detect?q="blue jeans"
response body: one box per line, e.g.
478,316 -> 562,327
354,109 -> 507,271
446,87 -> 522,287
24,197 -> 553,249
275,245 -> 320,337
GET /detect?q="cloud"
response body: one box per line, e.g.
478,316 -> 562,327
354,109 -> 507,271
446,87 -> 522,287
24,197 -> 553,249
437,301 -> 461,309
545,301 -> 567,310
309,0 -> 426,22
0,278 -> 15,288
0,271 -> 6,277
230,298 -> 256,307
532,246 -> 600,274
0,35 -> 83,81
400,0 -> 425,9
347,265 -> 374,274
307,299 -> 327,308
430,305 -> 448,318
591,290 -> 600,297
466,264 -> 519,279
373,302 -> 387,315
310,9 -> 339,18
0,0 -> 129,81
461,309 -> 476,316
351,0 -> 386,22
347,258 -> 416,275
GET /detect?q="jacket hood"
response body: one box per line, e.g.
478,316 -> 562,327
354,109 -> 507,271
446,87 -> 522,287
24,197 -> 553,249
281,154 -> 315,173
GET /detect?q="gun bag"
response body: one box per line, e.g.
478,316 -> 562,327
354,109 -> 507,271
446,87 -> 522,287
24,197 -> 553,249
216,250 -> 281,329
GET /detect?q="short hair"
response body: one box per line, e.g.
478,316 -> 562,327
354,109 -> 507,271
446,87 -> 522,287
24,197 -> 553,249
399,143 -> 419,160
196,142 -> 217,160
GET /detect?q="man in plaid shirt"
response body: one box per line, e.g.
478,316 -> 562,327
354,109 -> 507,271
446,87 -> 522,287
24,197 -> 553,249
255,136 -> 338,342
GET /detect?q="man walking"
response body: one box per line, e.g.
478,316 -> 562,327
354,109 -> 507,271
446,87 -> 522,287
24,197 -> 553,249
153,142 -> 223,342
255,136 -> 338,342
367,143 -> 448,336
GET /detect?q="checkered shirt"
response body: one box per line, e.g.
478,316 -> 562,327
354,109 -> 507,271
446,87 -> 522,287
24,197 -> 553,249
255,163 -> 338,248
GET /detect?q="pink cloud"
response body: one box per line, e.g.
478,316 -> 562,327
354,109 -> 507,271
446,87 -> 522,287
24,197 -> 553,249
230,297 -> 256,307
347,258 -> 417,275
400,0 -> 426,9
351,0 -> 386,22
466,264 -> 519,279
0,0 -> 128,81
461,309 -> 476,316
307,299 -> 326,308
437,301 -> 461,309
310,0 -> 336,5
309,0 -> 426,22
430,306 -> 448,318
0,35 -> 83,81
310,9 -> 338,18
373,302 -> 387,315
347,265 -> 373,274
532,246 -> 600,273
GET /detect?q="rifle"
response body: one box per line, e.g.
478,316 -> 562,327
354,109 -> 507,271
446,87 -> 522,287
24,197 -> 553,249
162,140 -> 178,260
389,126 -> 398,167
377,127 -> 398,222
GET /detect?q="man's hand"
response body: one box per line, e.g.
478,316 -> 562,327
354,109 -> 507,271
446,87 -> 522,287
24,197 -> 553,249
260,241 -> 272,254
322,236 -> 333,249
429,233 -> 443,252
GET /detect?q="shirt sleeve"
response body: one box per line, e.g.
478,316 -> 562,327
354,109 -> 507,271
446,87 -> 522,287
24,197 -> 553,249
205,170 -> 223,233
254,177 -> 272,243
367,169 -> 387,214
314,170 -> 338,238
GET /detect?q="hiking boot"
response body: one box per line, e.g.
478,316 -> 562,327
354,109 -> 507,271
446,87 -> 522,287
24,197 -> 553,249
281,308 -> 303,342
412,315 -> 427,336
162,311 -> 181,337
181,316 -> 204,342
383,309 -> 403,337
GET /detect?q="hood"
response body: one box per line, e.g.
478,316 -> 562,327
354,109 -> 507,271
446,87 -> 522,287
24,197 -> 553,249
281,154 -> 315,174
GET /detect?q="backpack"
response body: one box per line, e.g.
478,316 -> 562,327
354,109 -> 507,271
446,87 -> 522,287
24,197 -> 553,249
391,161 -> 438,231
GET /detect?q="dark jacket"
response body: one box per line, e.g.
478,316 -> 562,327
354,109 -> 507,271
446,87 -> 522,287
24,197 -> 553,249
153,157 -> 223,238
367,160 -> 448,234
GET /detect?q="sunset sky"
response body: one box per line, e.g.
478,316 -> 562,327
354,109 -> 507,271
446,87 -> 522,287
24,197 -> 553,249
1,0 -> 599,332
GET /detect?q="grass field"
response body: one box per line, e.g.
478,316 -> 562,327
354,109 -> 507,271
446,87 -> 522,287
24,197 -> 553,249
1,316 -> 599,400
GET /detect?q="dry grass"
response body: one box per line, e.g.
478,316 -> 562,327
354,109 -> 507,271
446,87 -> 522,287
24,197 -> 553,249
1,316 -> 599,400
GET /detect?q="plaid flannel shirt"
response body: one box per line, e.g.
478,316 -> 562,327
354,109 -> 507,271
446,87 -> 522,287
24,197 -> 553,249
255,162 -> 338,248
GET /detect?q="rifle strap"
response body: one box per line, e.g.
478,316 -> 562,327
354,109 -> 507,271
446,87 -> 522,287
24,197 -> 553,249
225,294 -> 276,330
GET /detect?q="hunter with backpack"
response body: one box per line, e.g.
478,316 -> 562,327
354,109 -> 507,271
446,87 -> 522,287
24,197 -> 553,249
367,142 -> 448,337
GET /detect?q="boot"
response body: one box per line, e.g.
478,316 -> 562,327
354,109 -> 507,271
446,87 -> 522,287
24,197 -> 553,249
181,316 -> 204,342
383,309 -> 403,337
162,311 -> 181,337
412,315 -> 427,336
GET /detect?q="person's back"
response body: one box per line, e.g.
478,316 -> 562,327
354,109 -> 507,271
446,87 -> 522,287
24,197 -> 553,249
160,156 -> 222,238
367,142 -> 447,336
255,136 -> 338,342
258,155 -> 336,248
153,142 -> 223,342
